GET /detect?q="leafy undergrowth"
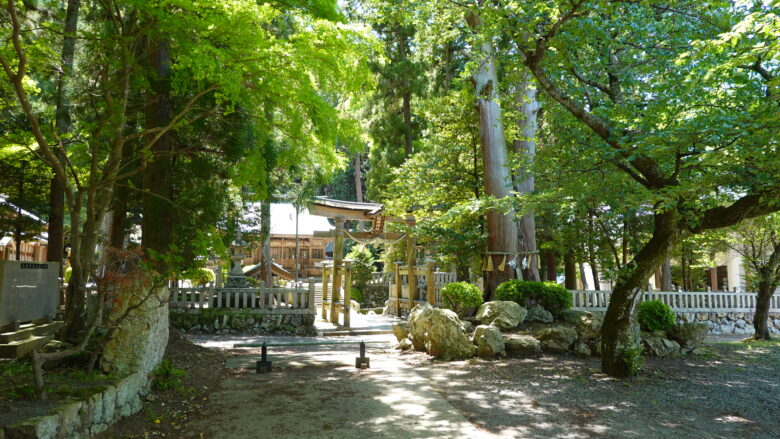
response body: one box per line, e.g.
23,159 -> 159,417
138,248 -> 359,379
0,356 -> 116,428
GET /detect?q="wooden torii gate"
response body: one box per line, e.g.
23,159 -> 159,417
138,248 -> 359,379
309,197 -> 410,327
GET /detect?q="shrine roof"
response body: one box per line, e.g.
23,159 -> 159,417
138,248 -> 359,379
308,197 -> 384,220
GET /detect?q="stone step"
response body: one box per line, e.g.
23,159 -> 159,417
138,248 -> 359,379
0,334 -> 53,359
0,321 -> 64,343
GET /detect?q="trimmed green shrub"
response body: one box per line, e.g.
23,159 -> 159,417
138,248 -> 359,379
441,282 -> 483,317
346,245 -> 376,305
495,280 -> 572,315
638,300 -> 676,332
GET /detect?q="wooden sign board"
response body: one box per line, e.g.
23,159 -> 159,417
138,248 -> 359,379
0,260 -> 60,327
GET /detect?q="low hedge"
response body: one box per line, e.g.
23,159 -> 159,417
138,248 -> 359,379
638,300 -> 676,332
495,280 -> 572,315
441,282 -> 483,317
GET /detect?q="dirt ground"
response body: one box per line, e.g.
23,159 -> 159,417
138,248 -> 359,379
101,334 -> 780,439
97,329 -> 230,439
401,339 -> 780,438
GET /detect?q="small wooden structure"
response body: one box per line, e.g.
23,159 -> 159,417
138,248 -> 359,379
309,197 -> 439,325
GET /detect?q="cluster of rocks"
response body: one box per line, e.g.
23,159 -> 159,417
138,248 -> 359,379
170,310 -> 317,336
393,302 -> 712,360
393,301 -> 544,360
677,312 -> 780,335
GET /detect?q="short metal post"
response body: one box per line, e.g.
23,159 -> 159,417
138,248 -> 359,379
256,342 -> 272,373
355,341 -> 370,369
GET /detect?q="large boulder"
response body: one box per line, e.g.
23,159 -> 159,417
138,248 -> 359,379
476,301 -> 527,330
642,333 -> 681,357
574,341 -> 592,357
392,322 -> 410,342
101,270 -> 169,377
408,303 -> 475,360
536,326 -> 578,353
408,303 -> 434,350
576,313 -> 604,344
473,325 -> 505,358
559,309 -> 591,325
503,334 -> 542,356
526,305 -> 554,324
666,322 -> 709,349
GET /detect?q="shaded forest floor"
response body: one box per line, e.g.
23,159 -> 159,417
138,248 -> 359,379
103,334 -> 780,438
402,337 -> 780,438
97,329 -> 230,438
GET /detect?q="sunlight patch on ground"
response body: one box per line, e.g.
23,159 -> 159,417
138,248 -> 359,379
714,414 -> 755,424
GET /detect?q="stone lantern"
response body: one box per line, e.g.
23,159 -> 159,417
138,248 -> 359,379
225,232 -> 249,288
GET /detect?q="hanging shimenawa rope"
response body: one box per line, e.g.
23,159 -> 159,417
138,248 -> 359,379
343,229 -> 408,245
483,250 -> 541,272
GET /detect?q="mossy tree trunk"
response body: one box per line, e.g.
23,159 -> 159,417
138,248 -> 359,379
601,211 -> 681,377
466,9 -> 518,299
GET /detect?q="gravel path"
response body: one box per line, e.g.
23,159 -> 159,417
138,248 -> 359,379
401,339 -> 780,439
101,332 -> 780,438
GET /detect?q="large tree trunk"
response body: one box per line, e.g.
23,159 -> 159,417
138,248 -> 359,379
578,261 -> 588,290
589,259 -> 601,290
513,70 -> 540,282
456,264 -> 469,282
564,251 -> 577,290
354,153 -> 363,203
261,201 -> 272,288
142,37 -> 173,271
48,0 -> 81,274
661,257 -> 673,291
466,11 -> 518,299
64,194 -> 111,340
109,136 -> 136,249
354,152 -> 365,231
398,31 -> 413,157
753,243 -> 780,340
753,281 -> 773,340
601,211 -> 681,377
586,215 -> 601,290
544,250 -> 557,282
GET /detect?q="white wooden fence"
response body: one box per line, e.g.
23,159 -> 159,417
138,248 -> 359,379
371,271 -> 458,308
369,272 -> 394,286
169,281 -> 316,313
571,290 -> 780,313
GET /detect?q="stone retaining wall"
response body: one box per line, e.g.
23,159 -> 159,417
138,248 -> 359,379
2,371 -> 149,439
170,309 -> 316,336
678,312 -> 780,335
357,285 -> 388,308
585,310 -> 780,336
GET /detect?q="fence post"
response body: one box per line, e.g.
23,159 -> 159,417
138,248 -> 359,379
394,262 -> 402,317
343,262 -> 352,328
426,262 -> 435,305
321,267 -> 330,320
308,277 -> 316,313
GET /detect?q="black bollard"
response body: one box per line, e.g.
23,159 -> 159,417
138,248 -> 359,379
256,342 -> 272,373
355,341 -> 370,369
